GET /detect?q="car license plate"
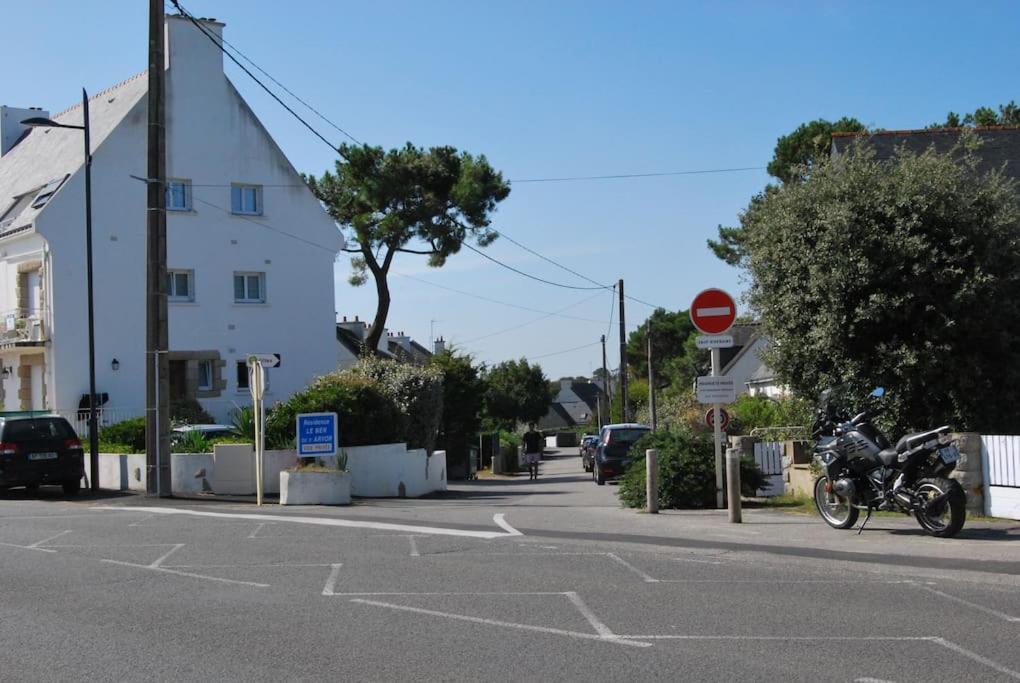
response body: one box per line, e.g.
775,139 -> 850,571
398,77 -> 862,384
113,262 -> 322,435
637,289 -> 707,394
28,452 -> 57,461
938,445 -> 959,465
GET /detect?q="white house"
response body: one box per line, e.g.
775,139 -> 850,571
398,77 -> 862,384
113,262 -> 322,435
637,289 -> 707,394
718,325 -> 787,399
0,15 -> 344,425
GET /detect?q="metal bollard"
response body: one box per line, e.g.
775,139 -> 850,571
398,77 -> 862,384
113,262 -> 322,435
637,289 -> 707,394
646,449 -> 658,514
726,448 -> 742,523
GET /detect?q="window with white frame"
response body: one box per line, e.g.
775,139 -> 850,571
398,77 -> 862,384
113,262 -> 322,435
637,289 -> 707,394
233,272 -> 265,303
167,269 -> 195,302
231,184 -> 262,215
165,179 -> 192,211
197,359 -> 214,390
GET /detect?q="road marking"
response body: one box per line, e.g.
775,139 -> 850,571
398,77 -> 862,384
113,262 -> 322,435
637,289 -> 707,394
615,635 -> 930,641
606,553 -> 659,583
27,530 -> 72,548
0,541 -> 56,553
565,592 -> 615,638
321,563 -> 344,596
350,599 -> 651,648
327,591 -> 567,597
670,556 -> 725,565
407,536 -> 420,557
149,544 -> 184,569
248,522 -> 268,539
913,584 -> 1020,623
94,507 -> 517,540
855,678 -> 898,683
128,514 -> 155,527
166,563 -> 336,569
492,514 -> 522,536
930,637 -> 1020,680
100,559 -> 269,588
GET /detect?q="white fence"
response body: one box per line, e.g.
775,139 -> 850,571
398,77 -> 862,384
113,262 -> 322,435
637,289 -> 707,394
981,435 -> 1020,520
55,407 -> 143,440
753,441 -> 785,497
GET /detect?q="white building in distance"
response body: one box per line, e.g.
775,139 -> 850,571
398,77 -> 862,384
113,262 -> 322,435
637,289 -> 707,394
0,14 -> 344,425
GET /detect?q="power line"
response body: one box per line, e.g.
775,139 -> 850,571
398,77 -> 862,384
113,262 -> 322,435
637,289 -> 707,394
527,341 -> 601,361
459,241 -> 606,291
457,292 -> 604,345
393,272 -> 604,323
510,167 -> 765,183
493,229 -> 609,290
606,283 -> 617,339
170,1 -> 347,155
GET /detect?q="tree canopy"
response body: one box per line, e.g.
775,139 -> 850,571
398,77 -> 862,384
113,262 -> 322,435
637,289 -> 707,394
929,101 -> 1020,129
482,359 -> 550,430
766,117 -> 867,184
625,308 -> 702,384
741,134 -> 1020,432
307,143 -> 510,351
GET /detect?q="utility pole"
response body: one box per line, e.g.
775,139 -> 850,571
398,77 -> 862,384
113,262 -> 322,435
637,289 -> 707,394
647,321 -> 657,430
600,335 -> 609,428
618,279 -> 628,423
146,0 -> 171,496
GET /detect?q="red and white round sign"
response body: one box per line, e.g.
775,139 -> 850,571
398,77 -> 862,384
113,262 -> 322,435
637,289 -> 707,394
705,408 -> 730,431
690,289 -> 737,335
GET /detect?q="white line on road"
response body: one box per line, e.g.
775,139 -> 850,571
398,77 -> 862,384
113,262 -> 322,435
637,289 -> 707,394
149,544 -> 184,569
930,638 -> 1020,680
100,559 -> 269,588
350,599 -> 651,648
407,536 -> 420,557
855,678 -> 898,683
94,507 -> 517,540
248,522 -> 268,539
27,530 -> 72,548
327,591 -> 567,597
605,553 -> 659,583
321,563 -> 344,596
914,584 -> 1020,623
128,514 -> 155,527
0,541 -> 56,553
166,563 -> 336,569
565,592 -> 615,638
492,514 -> 522,536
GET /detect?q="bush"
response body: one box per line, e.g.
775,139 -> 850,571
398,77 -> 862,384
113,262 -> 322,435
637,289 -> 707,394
729,394 -> 812,440
618,428 -> 767,509
347,356 -> 443,452
99,417 -> 146,452
172,430 -> 211,453
230,406 -> 256,442
170,397 -> 214,425
98,441 -> 136,454
265,374 -> 404,448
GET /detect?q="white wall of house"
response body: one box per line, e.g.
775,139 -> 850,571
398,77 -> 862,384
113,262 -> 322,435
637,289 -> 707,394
720,336 -> 768,397
30,16 -> 343,422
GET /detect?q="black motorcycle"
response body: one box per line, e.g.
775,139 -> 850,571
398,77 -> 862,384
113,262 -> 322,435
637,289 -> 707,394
811,388 -> 966,538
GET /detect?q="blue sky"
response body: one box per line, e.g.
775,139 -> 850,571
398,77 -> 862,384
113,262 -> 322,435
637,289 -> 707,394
4,1 -> 1019,378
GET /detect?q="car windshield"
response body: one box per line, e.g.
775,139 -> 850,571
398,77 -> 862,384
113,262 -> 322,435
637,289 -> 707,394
2,418 -> 77,441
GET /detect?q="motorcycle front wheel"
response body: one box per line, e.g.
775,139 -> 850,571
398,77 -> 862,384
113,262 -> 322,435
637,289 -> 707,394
813,475 -> 859,529
914,477 -> 966,538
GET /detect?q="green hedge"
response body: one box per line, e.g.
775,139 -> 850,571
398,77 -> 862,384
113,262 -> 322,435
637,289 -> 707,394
99,417 -> 146,452
618,429 -> 766,509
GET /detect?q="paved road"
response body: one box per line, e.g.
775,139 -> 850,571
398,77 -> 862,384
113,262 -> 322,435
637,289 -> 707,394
1,449 -> 1018,681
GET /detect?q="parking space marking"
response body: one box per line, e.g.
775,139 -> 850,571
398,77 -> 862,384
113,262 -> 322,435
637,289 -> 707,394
248,522 -> 269,539
605,552 -> 659,583
0,540 -> 56,553
930,637 -> 1020,680
101,559 -> 270,588
148,544 -> 184,569
407,536 -> 420,557
166,562 -> 336,569
349,598 -> 651,648
27,529 -> 72,548
913,583 -> 1020,623
95,506 -> 518,539
321,563 -> 344,596
565,591 -> 615,638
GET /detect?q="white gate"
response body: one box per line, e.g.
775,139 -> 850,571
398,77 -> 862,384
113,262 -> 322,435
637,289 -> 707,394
753,441 -> 785,497
981,435 -> 1020,520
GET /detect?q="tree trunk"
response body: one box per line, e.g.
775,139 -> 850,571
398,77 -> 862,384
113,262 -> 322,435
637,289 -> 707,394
364,252 -> 392,354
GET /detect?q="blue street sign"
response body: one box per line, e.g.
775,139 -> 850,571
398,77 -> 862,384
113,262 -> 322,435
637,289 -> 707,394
296,412 -> 339,457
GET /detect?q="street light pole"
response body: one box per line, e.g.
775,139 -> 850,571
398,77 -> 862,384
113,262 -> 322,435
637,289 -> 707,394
21,91 -> 99,492
82,90 -> 98,492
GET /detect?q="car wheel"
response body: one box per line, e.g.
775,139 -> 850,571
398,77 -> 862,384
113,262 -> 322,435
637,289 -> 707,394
62,479 -> 81,497
595,465 -> 605,486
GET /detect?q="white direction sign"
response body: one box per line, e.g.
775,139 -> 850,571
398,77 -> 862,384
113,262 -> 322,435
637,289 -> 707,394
247,353 -> 281,368
697,376 -> 736,404
696,334 -> 734,349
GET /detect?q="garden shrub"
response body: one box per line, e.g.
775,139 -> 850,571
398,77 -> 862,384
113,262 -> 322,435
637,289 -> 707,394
99,417 -> 146,452
618,428 -> 766,509
170,397 -> 214,425
171,430 -> 211,453
346,357 -> 443,452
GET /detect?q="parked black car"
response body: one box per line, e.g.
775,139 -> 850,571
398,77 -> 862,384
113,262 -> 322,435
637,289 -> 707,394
592,423 -> 651,485
0,414 -> 84,496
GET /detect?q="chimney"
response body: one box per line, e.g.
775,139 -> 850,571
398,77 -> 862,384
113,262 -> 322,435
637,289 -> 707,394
165,14 -> 225,76
433,336 -> 446,355
391,331 -> 412,352
338,316 -> 368,341
1,106 -> 48,157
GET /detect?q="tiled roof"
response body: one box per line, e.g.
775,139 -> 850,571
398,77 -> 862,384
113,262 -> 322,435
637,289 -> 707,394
0,72 -> 148,232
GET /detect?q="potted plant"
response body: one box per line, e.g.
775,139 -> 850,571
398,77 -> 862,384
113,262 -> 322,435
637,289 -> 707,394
279,451 -> 350,505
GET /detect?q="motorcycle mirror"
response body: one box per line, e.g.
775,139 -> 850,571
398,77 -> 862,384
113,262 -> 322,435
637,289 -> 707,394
871,387 -> 885,397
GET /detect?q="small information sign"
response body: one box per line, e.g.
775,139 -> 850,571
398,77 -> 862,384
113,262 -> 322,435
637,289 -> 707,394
697,376 -> 736,404
695,334 -> 734,349
297,412 -> 339,457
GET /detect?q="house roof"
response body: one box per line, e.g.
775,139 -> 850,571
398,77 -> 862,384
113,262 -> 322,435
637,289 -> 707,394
0,72 -> 149,233
570,382 -> 602,412
538,403 -> 574,430
336,326 -> 365,357
831,127 -> 1020,181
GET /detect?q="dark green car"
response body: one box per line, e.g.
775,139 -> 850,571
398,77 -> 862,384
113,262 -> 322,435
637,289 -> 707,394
0,414 -> 84,496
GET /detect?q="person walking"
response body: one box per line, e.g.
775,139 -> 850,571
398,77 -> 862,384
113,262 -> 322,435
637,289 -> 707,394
523,424 -> 543,480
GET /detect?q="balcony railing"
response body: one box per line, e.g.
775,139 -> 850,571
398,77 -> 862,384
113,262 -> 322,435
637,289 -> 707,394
0,308 -> 48,344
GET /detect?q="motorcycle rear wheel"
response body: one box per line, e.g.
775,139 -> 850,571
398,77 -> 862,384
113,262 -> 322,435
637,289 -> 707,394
813,476 -> 859,529
914,477 -> 966,538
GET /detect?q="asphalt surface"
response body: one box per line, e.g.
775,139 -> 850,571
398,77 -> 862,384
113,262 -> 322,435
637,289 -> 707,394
1,449 -> 1018,682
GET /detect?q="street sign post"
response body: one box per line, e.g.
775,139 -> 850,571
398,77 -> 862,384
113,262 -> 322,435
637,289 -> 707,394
705,407 -> 730,431
690,288 -> 736,511
297,412 -> 339,458
246,354 -> 278,506
247,353 -> 281,368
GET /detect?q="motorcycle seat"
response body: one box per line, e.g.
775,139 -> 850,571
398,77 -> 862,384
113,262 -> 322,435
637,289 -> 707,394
896,426 -> 951,453
877,448 -> 900,466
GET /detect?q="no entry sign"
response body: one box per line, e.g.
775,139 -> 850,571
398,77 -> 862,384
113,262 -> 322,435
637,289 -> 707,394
690,289 -> 737,335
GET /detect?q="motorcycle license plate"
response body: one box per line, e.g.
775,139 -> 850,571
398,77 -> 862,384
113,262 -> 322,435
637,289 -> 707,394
938,445 -> 959,465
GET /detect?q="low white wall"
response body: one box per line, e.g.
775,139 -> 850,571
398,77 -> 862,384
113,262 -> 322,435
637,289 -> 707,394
84,453 -> 147,492
342,443 -> 446,498
987,486 -> 1020,520
171,453 -> 214,494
